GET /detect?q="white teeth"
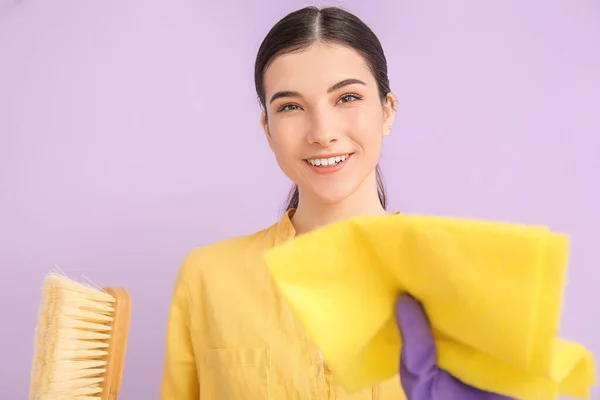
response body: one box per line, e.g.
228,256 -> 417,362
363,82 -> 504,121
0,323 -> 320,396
306,154 -> 350,167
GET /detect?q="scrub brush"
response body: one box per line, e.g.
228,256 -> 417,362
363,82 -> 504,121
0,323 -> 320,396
28,272 -> 132,400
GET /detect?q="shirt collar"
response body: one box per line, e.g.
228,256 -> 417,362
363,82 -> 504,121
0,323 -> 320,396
274,208 -> 297,245
273,208 -> 401,246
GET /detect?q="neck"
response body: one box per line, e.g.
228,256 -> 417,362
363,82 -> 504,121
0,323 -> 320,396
291,172 -> 387,236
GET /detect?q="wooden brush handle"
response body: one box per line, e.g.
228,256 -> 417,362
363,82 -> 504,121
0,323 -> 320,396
100,287 -> 132,400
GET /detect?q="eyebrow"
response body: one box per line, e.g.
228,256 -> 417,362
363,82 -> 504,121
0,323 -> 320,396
268,78 -> 367,104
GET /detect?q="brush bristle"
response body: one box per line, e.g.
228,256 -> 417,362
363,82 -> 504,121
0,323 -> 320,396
29,273 -> 116,400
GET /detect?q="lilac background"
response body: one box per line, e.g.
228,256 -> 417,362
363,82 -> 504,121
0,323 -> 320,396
1,0 -> 599,398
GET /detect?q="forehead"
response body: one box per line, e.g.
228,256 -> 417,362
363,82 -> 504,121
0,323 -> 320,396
263,43 -> 375,94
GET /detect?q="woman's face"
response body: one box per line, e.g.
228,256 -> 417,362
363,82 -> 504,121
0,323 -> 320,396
261,43 -> 396,206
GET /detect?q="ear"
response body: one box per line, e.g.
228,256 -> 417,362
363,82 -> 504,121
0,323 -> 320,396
382,92 -> 397,138
261,111 -> 274,149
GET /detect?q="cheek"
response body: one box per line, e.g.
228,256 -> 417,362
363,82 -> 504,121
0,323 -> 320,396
268,122 -> 303,162
345,108 -> 384,149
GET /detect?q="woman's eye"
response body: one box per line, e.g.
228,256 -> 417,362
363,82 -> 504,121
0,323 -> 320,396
278,104 -> 301,112
338,93 -> 362,103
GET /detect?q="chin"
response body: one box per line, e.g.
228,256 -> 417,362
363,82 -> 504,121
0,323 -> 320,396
308,183 -> 359,205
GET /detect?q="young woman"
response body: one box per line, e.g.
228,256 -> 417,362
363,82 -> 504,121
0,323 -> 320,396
160,6 -> 512,400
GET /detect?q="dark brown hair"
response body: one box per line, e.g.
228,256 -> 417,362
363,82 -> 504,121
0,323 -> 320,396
254,6 -> 390,211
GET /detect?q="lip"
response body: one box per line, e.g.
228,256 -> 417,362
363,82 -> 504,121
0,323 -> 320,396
303,153 -> 353,175
304,152 -> 353,160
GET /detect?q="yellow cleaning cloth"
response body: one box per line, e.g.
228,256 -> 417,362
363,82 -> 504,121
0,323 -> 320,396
263,214 -> 596,400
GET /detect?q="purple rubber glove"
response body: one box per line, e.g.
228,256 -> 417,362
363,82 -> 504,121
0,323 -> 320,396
395,293 -> 515,400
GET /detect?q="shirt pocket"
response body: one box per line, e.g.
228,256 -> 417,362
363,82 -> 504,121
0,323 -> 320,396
201,347 -> 271,400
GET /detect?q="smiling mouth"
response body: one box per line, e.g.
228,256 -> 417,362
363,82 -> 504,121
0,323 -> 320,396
304,153 -> 353,168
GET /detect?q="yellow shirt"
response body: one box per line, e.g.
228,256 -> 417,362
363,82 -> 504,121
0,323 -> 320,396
160,210 -> 406,400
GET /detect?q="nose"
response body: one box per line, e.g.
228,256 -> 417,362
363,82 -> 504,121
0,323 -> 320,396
306,110 -> 339,146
